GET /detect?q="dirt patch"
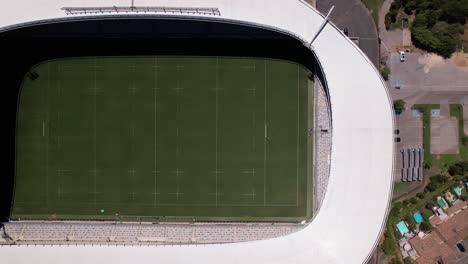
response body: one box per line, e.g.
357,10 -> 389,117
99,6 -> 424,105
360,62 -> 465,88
418,53 -> 446,73
431,116 -> 459,154
451,52 -> 468,68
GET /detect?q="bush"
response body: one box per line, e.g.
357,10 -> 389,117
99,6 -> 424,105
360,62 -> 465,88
381,66 -> 391,80
394,99 -> 406,114
448,161 -> 468,176
426,200 -> 436,210
416,192 -> 425,199
403,257 -> 413,264
420,221 -> 433,232
462,135 -> 468,146
410,197 -> 418,204
461,193 -> 468,201
391,258 -> 403,264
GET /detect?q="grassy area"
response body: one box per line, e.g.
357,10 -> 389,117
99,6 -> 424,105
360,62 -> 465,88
450,104 -> 468,159
412,104 -> 440,166
13,56 -> 313,222
361,0 -> 384,27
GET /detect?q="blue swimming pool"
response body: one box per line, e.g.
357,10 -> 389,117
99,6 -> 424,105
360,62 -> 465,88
397,221 -> 409,235
454,186 -> 462,196
413,212 -> 423,223
437,197 -> 447,207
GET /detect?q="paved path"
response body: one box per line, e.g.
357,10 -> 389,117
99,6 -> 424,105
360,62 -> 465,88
379,0 -> 407,54
317,0 -> 379,66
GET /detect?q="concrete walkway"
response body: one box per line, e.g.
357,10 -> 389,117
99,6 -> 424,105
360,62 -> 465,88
317,0 -> 379,66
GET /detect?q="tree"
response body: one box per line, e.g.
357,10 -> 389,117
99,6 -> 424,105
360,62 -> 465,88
416,192 -> 425,199
460,193 -> 468,201
391,258 -> 403,264
426,200 -> 436,210
420,221 -> 433,232
404,257 -> 413,264
410,197 -> 418,204
412,27 -> 441,53
394,99 -> 406,114
448,161 -> 468,176
381,66 -> 391,80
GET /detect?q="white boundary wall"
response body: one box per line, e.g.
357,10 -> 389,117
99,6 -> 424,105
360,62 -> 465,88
0,1 -> 394,263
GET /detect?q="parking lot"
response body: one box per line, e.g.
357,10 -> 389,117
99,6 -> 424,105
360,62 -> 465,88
388,52 -> 468,181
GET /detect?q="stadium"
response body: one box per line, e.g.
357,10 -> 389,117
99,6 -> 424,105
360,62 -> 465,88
0,1 -> 394,263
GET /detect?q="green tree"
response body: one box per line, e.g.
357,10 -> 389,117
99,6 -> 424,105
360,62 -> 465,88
426,200 -> 436,210
461,193 -> 468,201
381,66 -> 391,80
403,257 -> 413,264
420,221 -> 433,232
394,99 -> 406,114
410,197 -> 418,204
416,192 -> 425,199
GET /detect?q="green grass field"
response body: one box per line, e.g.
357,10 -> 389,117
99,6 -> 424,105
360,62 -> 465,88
13,56 -> 313,222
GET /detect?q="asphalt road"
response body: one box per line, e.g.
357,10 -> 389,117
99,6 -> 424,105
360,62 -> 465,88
317,0 -> 379,67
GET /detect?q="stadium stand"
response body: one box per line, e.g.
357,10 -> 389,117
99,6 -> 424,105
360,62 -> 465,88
3,222 -> 304,245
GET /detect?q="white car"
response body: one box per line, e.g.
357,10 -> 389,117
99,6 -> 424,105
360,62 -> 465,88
400,51 -> 406,62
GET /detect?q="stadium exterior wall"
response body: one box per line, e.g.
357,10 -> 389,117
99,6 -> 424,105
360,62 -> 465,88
0,1 -> 395,263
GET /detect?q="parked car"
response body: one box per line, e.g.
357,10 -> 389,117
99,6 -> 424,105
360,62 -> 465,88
343,27 -> 349,36
400,51 -> 406,62
456,242 -> 465,252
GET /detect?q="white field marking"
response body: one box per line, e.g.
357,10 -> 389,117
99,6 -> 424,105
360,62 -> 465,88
172,80 -> 184,95
153,57 -> 159,206
128,65 -> 137,72
241,64 -> 256,71
92,57 -> 98,207
172,168 -> 184,178
128,191 -> 137,201
28,201 -> 297,207
152,170 -> 160,207
169,185 -> 184,201
242,188 -> 256,201
252,112 -> 256,151
45,63 -> 50,205
57,112 -> 61,149
57,185 -> 62,199
215,56 -> 220,207
128,168 -> 137,178
263,60 -> 267,206
296,66 -> 300,206
248,85 -> 256,97
243,169 -> 256,177
128,85 -> 138,95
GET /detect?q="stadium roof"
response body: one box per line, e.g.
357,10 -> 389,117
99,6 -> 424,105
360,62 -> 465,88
0,0 -> 394,263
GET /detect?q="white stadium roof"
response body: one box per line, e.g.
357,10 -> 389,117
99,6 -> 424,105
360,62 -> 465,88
0,0 -> 394,263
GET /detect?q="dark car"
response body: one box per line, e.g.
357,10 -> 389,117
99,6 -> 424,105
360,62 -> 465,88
343,27 -> 349,36
456,242 -> 465,252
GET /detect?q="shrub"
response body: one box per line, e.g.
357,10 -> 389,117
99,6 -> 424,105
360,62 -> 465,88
420,221 -> 433,232
448,161 -> 468,176
381,66 -> 391,80
410,197 -> 418,204
394,100 -> 406,114
461,193 -> 468,201
416,192 -> 425,199
404,257 -> 413,264
426,200 -> 436,210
